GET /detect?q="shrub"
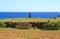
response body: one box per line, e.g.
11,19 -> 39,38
0,22 -> 6,28
41,22 -> 59,30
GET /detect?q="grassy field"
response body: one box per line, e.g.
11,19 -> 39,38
0,28 -> 60,39
0,18 -> 60,39
0,18 -> 60,22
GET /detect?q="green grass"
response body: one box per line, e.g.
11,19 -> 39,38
0,18 -> 60,22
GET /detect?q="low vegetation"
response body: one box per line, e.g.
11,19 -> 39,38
42,22 -> 60,30
0,17 -> 60,30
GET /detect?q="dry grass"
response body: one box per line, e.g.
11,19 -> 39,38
0,28 -> 60,39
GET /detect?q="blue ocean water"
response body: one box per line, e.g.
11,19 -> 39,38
0,12 -> 60,19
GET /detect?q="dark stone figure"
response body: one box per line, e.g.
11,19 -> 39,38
29,12 -> 32,18
57,15 -> 60,17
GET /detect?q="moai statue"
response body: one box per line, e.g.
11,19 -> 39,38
57,15 -> 60,17
29,12 -> 32,18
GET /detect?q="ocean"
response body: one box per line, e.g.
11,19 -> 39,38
0,12 -> 60,19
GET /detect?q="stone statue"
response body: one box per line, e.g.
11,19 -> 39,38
29,12 -> 32,18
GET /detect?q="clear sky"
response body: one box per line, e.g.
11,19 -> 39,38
0,0 -> 60,12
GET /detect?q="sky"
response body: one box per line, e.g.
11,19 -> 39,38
0,0 -> 60,12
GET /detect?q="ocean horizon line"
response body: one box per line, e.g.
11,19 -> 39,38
0,12 -> 60,19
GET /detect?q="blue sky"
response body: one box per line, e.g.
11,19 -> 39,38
0,0 -> 60,12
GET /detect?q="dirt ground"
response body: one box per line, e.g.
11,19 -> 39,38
0,28 -> 60,39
